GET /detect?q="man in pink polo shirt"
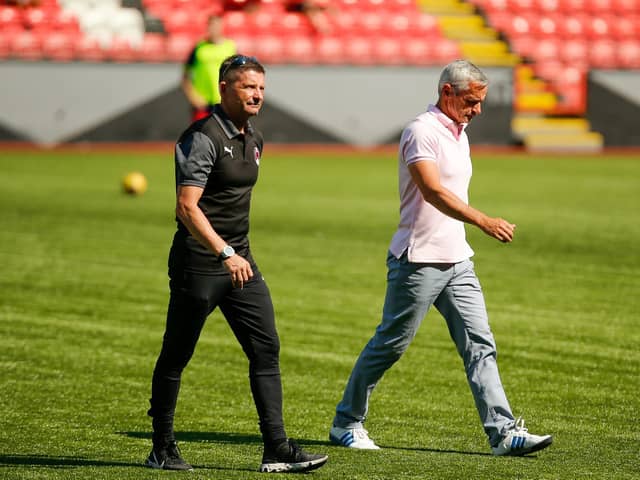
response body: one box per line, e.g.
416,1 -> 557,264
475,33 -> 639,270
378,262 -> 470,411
329,60 -> 553,457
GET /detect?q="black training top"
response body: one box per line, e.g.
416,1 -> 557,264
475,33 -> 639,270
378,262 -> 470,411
170,104 -> 263,274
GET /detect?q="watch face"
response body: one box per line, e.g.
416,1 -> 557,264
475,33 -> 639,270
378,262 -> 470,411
223,245 -> 235,258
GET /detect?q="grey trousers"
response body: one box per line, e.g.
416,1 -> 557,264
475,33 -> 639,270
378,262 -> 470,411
334,252 -> 515,446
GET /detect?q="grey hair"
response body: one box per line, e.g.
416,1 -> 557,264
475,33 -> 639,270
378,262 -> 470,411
438,60 -> 488,94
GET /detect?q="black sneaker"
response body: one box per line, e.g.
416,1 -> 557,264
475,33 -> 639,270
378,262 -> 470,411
260,439 -> 328,473
145,441 -> 193,471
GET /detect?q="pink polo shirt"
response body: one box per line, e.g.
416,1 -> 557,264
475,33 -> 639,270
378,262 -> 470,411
389,104 -> 475,263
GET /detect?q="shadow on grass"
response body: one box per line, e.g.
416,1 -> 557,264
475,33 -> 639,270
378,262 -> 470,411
0,453 -> 259,473
380,445 -> 541,459
380,445 -> 492,457
0,454 -> 140,468
121,430 -> 328,447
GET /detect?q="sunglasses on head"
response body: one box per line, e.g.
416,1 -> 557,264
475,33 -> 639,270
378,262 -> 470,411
220,55 -> 259,80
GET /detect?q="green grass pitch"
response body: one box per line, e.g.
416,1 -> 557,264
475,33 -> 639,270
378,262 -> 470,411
0,147 -> 638,479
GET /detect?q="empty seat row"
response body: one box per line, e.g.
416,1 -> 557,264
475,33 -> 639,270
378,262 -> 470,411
0,30 -> 461,65
489,12 -> 640,39
143,0 -> 419,14
233,33 -> 460,64
166,33 -> 461,65
0,5 -> 80,32
511,36 -> 640,68
157,8 -> 441,38
470,0 -> 640,13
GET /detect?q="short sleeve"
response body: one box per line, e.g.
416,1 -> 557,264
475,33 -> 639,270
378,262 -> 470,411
183,45 -> 197,70
400,120 -> 437,166
175,131 -> 216,187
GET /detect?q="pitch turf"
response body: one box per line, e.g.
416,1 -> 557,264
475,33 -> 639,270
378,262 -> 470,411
0,148 -> 638,479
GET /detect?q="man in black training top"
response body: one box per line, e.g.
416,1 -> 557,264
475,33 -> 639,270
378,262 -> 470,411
145,54 -> 328,474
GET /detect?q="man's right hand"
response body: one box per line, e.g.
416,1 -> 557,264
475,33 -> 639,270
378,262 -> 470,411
222,255 -> 254,289
480,217 -> 516,243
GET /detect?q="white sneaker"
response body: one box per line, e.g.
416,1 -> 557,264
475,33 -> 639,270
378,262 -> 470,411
492,417 -> 553,456
329,425 -> 380,450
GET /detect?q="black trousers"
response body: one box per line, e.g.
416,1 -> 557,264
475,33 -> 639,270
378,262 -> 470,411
148,263 -> 287,448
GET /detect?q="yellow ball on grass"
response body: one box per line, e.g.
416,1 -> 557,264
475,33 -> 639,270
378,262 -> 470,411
122,171 -> 148,196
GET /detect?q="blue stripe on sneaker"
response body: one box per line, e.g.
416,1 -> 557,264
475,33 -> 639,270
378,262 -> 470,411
511,435 -> 523,450
339,432 -> 353,446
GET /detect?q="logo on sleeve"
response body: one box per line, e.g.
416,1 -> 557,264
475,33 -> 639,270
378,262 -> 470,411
254,146 -> 260,166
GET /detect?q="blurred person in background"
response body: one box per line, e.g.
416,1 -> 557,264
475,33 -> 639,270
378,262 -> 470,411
146,54 -> 328,474
329,60 -> 553,457
182,11 -> 236,122
285,0 -> 333,34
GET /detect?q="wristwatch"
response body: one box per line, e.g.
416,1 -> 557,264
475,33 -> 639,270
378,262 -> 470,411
219,244 -> 235,260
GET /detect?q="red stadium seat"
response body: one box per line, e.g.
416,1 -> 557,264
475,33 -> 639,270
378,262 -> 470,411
140,33 -> 167,62
530,37 -> 560,61
145,1 -> 173,20
75,36 -> 108,62
249,10 -> 279,34
509,35 -> 538,58
231,34 -> 256,56
51,9 -> 81,33
589,39 -> 618,67
108,37 -> 139,63
22,7 -> 53,31
613,0 -> 640,12
222,11 -> 250,36
532,60 -> 566,81
618,38 -> 640,67
343,36 -> 375,65
584,15 -> 613,39
406,13 -> 441,37
401,36 -> 436,65
372,36 -> 404,65
164,9 -> 204,36
165,34 -> 194,62
382,12 -> 411,37
508,0 -> 537,11
546,65 -> 587,115
359,0 -> 385,11
315,36 -> 347,64
402,37 -> 434,65
41,31 -> 77,61
609,15 -> 639,39
476,0 -> 509,12
10,31 -> 43,61
501,14 -> 533,37
283,34 -> 316,64
356,11 -> 386,36
485,11 -> 511,31
533,0 -> 561,12
275,11 -> 313,36
0,6 -> 22,31
586,0 -> 614,12
252,34 -> 286,63
336,0 -> 364,12
559,38 -> 589,65
557,0 -> 588,11
386,0 -> 420,13
530,14 -> 560,37
556,14 -> 588,38
432,38 -> 462,63
329,10 -> 358,34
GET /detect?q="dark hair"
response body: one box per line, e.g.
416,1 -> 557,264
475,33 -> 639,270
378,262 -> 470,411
219,55 -> 265,82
